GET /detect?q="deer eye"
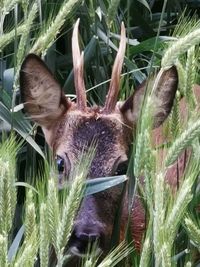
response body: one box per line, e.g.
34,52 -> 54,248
114,160 -> 128,175
56,156 -> 65,173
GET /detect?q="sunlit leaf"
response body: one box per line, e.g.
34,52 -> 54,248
85,175 -> 127,196
8,225 -> 25,262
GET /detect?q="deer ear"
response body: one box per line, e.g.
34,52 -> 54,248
20,54 -> 70,127
120,66 -> 178,128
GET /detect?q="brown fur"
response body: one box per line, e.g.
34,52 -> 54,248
20,20 -> 184,264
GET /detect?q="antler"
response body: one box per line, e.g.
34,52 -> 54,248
72,19 -> 87,111
103,22 -> 126,114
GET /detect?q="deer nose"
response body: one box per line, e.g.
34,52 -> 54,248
69,226 -> 104,256
76,231 -> 100,241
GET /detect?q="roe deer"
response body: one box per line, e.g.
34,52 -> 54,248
20,19 -> 185,261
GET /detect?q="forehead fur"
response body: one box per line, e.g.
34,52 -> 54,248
51,109 -> 130,177
51,109 -> 125,146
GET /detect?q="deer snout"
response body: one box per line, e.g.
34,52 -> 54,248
69,223 -> 105,256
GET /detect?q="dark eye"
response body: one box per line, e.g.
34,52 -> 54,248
56,156 -> 65,173
114,160 -> 128,176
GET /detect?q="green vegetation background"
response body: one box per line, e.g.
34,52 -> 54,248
0,0 -> 200,266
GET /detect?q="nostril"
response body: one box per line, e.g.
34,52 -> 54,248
69,227 -> 104,256
88,233 -> 100,241
76,232 -> 100,242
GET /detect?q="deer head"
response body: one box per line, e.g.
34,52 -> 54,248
20,19 -> 178,258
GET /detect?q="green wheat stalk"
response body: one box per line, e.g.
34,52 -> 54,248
173,12 -> 200,38
97,241 -> 133,267
31,0 -> 81,55
184,46 -> 197,108
55,149 -> 95,265
14,244 -> 37,267
176,61 -> 186,96
184,215 -> 200,249
139,235 -> 152,267
0,160 -> 12,233
13,3 -> 38,90
152,144 -> 200,265
14,188 -> 38,265
134,130 -> 146,177
16,3 -> 38,66
47,177 -> 59,249
55,170 -> 85,261
165,118 -> 200,167
39,203 -> 49,267
84,260 -> 95,267
0,137 -> 19,265
144,142 -> 154,214
160,243 -> 171,267
1,0 -> 21,15
153,171 -> 165,266
0,234 -> 8,267
134,94 -> 153,177
0,136 -> 17,234
21,0 -> 29,16
13,228 -> 39,267
162,27 -> 200,68
166,171 -> 197,246
81,242 -> 99,267
107,0 -> 121,27
24,190 -> 37,241
0,24 -> 26,52
169,95 -> 180,139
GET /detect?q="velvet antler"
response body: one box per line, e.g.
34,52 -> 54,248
103,22 -> 126,114
72,19 -> 87,111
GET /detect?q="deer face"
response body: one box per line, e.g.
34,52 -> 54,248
20,20 -> 178,257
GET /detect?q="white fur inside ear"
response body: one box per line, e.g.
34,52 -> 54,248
118,66 -> 178,127
116,101 -> 135,123
123,109 -> 135,123
116,101 -> 124,110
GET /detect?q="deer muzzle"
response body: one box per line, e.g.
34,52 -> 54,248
68,195 -> 107,257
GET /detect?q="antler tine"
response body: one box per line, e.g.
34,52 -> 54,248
72,19 -> 87,111
103,22 -> 126,114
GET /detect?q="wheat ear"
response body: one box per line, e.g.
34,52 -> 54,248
0,234 -> 8,267
47,178 -> 59,249
165,118 -> 200,167
0,24 -> 26,52
40,203 -> 49,267
162,28 -> 200,68
184,216 -> 200,249
13,3 -> 38,90
31,0 -> 81,55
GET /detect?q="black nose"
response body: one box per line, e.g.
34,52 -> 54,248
76,231 -> 100,241
69,225 -> 104,256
